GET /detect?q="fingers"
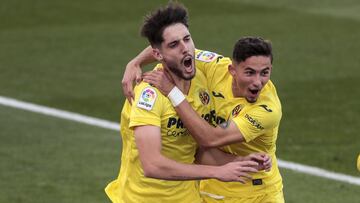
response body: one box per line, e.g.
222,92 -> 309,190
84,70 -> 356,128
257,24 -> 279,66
239,166 -> 258,173
142,72 -> 158,85
238,171 -> 253,179
263,157 -> 272,172
249,154 -> 264,162
240,160 -> 259,167
135,73 -> 142,84
122,80 -> 134,105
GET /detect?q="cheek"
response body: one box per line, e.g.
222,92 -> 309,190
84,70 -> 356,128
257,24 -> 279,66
236,75 -> 251,88
261,77 -> 270,85
237,74 -> 251,82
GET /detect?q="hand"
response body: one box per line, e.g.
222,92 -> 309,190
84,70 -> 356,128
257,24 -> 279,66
241,153 -> 272,172
121,60 -> 142,104
215,160 -> 258,183
142,69 -> 175,95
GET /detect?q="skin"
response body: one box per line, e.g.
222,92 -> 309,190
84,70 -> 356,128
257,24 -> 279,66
152,23 -> 196,93
142,55 -> 273,148
133,23 -> 271,182
229,56 -> 272,103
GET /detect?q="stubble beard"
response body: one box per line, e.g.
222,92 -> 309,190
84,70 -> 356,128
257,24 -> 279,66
164,59 -> 195,81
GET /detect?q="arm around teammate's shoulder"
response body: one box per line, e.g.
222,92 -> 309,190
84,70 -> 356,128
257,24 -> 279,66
173,100 -> 246,148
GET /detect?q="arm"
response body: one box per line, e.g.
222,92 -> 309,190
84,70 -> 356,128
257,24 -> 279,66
142,70 -> 244,147
176,101 -> 245,147
195,147 -> 237,166
134,125 -> 259,182
196,148 -> 272,171
122,46 -> 156,104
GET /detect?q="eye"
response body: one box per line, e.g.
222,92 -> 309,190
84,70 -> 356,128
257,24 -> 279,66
244,70 -> 254,76
261,70 -> 270,76
184,36 -> 191,42
169,41 -> 178,48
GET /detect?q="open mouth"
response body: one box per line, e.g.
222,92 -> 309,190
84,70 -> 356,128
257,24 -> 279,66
249,89 -> 259,95
182,56 -> 193,72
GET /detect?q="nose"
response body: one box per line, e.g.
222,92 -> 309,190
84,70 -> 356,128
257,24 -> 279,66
179,40 -> 189,54
253,75 -> 262,88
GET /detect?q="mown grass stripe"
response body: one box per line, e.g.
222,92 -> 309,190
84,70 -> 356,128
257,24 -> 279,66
1,95 -> 359,186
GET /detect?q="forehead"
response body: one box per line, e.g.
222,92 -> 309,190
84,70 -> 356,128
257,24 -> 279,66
239,56 -> 272,70
162,23 -> 190,43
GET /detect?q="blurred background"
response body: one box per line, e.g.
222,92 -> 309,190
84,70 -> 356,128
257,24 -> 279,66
0,0 -> 359,202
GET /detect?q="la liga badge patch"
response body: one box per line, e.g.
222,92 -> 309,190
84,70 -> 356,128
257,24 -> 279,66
195,51 -> 218,62
137,87 -> 157,110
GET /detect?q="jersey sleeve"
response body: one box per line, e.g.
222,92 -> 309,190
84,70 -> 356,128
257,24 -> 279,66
129,83 -> 164,129
195,49 -> 224,77
232,104 -> 281,142
195,49 -> 232,89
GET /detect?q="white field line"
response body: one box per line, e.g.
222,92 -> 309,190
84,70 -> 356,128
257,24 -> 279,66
1,95 -> 359,186
0,96 -> 119,131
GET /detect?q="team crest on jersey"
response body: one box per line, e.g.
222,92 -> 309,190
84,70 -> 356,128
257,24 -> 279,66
199,89 -> 210,105
232,104 -> 243,118
195,51 -> 217,62
137,87 -> 157,110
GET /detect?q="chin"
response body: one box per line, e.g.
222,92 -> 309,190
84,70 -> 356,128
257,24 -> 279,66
246,97 -> 258,103
184,69 -> 196,80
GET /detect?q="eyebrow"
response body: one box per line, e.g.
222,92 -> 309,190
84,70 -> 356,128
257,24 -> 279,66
244,67 -> 270,71
167,34 -> 191,46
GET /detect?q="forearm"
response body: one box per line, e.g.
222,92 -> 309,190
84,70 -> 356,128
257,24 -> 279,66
195,147 -> 240,166
129,46 -> 156,68
174,101 -> 224,147
172,98 -> 244,147
144,154 -> 219,181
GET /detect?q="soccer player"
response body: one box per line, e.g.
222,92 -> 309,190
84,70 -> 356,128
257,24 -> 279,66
124,36 -> 284,202
106,3 -> 271,203
142,37 -> 284,202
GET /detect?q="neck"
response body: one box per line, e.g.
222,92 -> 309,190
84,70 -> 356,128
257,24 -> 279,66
231,77 -> 242,98
171,73 -> 191,95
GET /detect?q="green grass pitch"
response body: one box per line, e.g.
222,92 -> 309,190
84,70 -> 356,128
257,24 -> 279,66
0,0 -> 359,202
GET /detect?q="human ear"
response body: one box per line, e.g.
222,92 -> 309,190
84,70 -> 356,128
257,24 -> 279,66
152,48 -> 163,61
228,64 -> 236,77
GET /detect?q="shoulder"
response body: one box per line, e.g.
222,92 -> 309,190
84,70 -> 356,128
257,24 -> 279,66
246,99 -> 282,130
195,49 -> 222,63
134,82 -> 167,111
260,80 -> 281,110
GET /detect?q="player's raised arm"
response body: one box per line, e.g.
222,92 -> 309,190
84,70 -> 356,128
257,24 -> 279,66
122,46 -> 156,104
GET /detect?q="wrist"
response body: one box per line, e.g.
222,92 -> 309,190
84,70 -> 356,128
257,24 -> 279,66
128,60 -> 139,68
164,84 -> 175,95
167,86 -> 185,107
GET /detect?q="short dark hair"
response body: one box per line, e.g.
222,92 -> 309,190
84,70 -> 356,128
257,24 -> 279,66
140,2 -> 189,47
232,37 -> 273,63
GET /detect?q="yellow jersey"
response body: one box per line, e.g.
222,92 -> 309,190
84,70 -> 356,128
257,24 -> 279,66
195,49 -> 283,197
105,64 -> 211,203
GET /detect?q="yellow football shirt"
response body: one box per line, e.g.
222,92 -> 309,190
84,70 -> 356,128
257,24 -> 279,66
105,64 -> 211,203
195,49 -> 283,197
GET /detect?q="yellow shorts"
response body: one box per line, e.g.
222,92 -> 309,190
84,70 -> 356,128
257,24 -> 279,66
201,189 -> 284,203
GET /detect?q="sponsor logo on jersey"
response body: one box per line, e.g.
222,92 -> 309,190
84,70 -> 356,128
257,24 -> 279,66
137,87 -> 157,110
199,89 -> 210,105
245,114 -> 264,130
209,110 -> 226,126
195,51 -> 218,62
259,104 -> 272,112
212,91 -> 225,99
166,113 -> 212,137
232,104 -> 243,117
166,117 -> 188,137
